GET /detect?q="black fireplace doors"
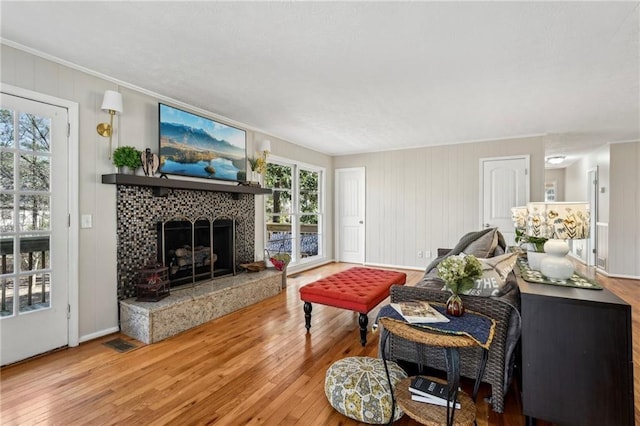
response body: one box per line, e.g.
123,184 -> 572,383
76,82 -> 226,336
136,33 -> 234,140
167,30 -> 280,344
157,218 -> 235,286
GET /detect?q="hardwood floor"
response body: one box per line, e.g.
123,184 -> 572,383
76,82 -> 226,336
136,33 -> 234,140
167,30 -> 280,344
1,262 -> 637,425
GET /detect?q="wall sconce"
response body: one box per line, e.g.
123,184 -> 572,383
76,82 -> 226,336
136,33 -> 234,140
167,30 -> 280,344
257,139 -> 271,173
258,139 -> 271,159
96,90 -> 123,159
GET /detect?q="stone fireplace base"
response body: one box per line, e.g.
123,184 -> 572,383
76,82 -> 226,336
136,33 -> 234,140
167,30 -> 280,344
119,270 -> 283,344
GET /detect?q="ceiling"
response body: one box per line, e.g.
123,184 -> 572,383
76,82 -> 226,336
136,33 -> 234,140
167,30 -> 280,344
1,2 -> 639,166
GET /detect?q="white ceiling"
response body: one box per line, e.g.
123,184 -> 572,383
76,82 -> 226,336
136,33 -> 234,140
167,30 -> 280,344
1,1 -> 639,165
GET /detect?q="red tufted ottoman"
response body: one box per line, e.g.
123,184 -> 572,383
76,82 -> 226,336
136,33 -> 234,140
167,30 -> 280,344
299,267 -> 406,346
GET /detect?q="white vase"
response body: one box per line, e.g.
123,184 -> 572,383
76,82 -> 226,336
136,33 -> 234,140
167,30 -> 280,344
540,239 -> 574,280
527,251 -> 545,271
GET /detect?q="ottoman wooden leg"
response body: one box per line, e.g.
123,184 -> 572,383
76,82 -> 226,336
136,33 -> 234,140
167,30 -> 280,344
304,302 -> 312,331
358,313 -> 368,346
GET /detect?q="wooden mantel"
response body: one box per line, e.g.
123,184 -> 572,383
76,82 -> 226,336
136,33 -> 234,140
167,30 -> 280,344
101,174 -> 271,197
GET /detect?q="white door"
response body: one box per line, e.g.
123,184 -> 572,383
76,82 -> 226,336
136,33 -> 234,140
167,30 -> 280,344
335,168 -> 365,263
1,93 -> 69,365
480,156 -> 529,246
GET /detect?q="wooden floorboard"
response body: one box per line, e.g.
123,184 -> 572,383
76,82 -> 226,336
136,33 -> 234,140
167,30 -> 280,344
1,262 -> 638,425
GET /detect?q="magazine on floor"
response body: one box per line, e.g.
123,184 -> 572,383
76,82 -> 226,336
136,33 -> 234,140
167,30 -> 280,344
390,301 -> 449,323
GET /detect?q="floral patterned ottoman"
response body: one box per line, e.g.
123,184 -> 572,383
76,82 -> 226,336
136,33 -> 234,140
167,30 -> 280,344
324,356 -> 407,424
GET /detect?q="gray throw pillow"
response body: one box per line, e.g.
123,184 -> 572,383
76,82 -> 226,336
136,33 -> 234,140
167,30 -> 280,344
462,227 -> 499,258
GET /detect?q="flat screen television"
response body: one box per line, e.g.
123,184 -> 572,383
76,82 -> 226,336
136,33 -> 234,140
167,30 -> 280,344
158,103 -> 247,182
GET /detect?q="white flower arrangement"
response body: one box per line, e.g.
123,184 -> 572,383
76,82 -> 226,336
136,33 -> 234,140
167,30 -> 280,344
436,254 -> 483,295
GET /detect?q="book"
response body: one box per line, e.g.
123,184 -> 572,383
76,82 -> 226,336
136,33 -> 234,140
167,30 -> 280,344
410,394 -> 461,409
390,301 -> 449,323
409,376 -> 453,400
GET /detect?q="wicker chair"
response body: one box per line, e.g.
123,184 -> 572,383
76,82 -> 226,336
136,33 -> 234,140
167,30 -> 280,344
380,240 -> 521,413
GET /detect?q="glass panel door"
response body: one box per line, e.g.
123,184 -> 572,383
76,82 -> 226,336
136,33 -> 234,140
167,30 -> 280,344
0,93 -> 69,365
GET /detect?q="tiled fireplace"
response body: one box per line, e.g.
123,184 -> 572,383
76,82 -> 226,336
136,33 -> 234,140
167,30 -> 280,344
114,183 -> 282,344
115,185 -> 255,300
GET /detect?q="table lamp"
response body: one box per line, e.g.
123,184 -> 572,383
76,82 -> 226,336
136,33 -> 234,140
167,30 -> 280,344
539,202 -> 590,280
521,202 -> 552,270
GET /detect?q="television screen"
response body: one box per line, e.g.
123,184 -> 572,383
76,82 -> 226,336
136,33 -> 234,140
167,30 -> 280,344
158,103 -> 247,182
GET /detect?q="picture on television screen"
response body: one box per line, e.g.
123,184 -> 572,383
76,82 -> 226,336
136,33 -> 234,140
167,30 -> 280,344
158,103 -> 247,182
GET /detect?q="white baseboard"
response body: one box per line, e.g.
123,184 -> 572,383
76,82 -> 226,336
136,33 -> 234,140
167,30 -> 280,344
286,258 -> 334,275
79,327 -> 120,344
596,269 -> 640,280
568,253 -> 640,280
364,261 -> 425,271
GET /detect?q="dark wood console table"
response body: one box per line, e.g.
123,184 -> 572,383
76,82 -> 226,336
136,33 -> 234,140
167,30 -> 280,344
518,269 -> 634,425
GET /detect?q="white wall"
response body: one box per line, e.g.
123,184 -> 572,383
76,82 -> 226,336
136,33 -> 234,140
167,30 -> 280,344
565,142 -> 639,277
334,137 -> 545,269
2,44 -> 120,340
1,44 -> 332,340
565,145 -> 610,222
609,141 -> 640,277
545,168 -> 565,201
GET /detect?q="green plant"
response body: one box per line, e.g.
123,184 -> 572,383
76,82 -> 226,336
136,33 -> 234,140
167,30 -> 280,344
437,254 -> 483,295
515,229 -> 547,252
248,156 -> 266,174
112,146 -> 142,169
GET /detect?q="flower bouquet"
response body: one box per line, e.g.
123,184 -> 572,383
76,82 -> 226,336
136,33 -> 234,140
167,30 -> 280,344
436,254 -> 482,316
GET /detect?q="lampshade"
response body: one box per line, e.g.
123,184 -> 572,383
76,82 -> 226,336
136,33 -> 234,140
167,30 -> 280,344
539,202 -> 590,280
525,202 -> 550,238
258,139 -> 271,153
101,90 -> 123,113
510,206 -> 528,232
543,202 -> 590,240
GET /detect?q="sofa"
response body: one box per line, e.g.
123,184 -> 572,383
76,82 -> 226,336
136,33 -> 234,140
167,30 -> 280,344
379,228 -> 521,413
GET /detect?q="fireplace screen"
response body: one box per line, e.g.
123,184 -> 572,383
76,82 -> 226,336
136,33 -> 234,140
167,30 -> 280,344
157,218 -> 236,286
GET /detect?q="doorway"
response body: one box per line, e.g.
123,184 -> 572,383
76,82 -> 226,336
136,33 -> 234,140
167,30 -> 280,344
480,156 -> 530,246
1,87 -> 78,365
335,167 -> 365,264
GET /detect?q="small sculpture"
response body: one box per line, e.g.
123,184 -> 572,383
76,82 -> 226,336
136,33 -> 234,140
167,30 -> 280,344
141,148 -> 160,176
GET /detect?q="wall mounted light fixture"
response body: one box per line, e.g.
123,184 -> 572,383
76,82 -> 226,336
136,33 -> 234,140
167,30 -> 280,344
258,139 -> 271,157
96,90 -> 123,159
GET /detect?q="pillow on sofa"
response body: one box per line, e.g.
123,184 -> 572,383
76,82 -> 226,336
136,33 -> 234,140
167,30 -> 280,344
461,252 -> 518,297
461,227 -> 499,258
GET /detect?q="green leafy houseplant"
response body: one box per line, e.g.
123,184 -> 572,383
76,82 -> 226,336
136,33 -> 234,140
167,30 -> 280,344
437,254 -> 483,316
515,229 -> 547,252
437,254 -> 483,295
113,146 -> 142,170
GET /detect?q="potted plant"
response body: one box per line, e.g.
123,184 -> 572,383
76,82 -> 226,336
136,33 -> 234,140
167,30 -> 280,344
113,146 -> 142,174
436,254 -> 483,316
247,156 -> 266,184
511,206 -> 547,271
517,232 -> 548,271
515,228 -> 548,252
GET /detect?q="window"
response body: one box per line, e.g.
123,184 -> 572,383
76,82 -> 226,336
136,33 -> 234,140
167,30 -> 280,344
1,108 -> 53,316
264,158 -> 323,266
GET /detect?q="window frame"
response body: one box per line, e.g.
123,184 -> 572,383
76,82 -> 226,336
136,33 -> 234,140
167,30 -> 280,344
263,155 -> 325,267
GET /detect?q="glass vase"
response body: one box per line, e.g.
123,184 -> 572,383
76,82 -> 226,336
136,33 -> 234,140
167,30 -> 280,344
446,293 -> 464,317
